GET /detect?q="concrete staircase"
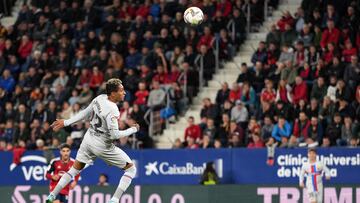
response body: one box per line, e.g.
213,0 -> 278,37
155,0 -> 302,148
1,0 -> 23,27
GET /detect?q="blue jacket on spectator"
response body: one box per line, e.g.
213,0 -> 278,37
5,64 -> 20,75
150,4 -> 161,19
0,75 -> 15,93
126,52 -> 142,69
271,121 -> 292,142
251,50 -> 267,65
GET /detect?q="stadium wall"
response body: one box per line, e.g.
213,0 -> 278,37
3,185 -> 360,203
0,148 -> 359,185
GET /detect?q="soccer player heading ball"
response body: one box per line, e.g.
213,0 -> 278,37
299,148 -> 331,203
46,79 -> 140,203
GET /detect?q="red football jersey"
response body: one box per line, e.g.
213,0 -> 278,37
46,158 -> 80,195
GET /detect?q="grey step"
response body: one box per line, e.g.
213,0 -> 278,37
278,5 -> 300,12
155,142 -> 173,149
247,32 -> 267,40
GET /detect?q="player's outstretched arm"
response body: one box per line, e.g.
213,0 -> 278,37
53,101 -> 94,129
107,113 -> 140,139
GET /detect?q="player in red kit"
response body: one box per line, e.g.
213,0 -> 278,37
46,144 -> 79,203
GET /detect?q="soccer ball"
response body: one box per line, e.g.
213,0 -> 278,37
183,7 -> 204,26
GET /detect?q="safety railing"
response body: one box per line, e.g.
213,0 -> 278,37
194,54 -> 204,92
246,0 -> 251,34
144,108 -> 153,138
177,71 -> 187,98
227,19 -> 236,42
264,0 -> 269,22
213,36 -> 220,74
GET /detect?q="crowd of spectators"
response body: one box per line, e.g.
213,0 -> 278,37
179,0 -> 360,149
0,0 -> 254,151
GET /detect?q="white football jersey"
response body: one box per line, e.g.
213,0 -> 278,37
299,160 -> 330,192
89,94 -> 119,136
64,94 -> 137,143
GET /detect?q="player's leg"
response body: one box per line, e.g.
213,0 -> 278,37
98,146 -> 137,203
317,184 -> 323,203
110,162 -> 136,202
308,192 -> 317,203
306,183 -> 317,203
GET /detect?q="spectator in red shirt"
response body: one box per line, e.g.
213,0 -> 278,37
184,116 -> 202,143
135,0 -> 151,18
342,40 -> 357,63
260,79 -> 276,104
320,20 -> 340,49
186,136 -> 199,149
153,65 -> 170,85
168,64 -> 181,83
0,37 -> 5,52
247,133 -> 265,148
277,11 -> 295,32
215,0 -> 232,17
276,79 -> 293,104
298,63 -> 311,81
322,42 -> 338,65
134,82 -> 149,106
17,35 -> 33,62
229,82 -> 241,103
289,111 -> 310,147
89,66 -> 104,89
46,144 -> 79,202
292,76 -> 308,105
197,26 -> 214,51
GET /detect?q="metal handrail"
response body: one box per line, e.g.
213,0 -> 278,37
194,54 -> 204,91
232,61 -> 242,71
144,109 -> 151,125
264,0 -> 269,22
227,19 -> 236,42
143,108 -> 153,137
177,71 -> 187,98
213,36 -> 220,73
245,0 -> 251,34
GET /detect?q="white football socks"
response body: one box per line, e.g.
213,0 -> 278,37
110,166 -> 137,202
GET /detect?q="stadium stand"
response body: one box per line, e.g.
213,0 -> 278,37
0,0 -> 359,152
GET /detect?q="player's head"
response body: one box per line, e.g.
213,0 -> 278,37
307,148 -> 317,161
106,78 -> 125,102
59,143 -> 71,161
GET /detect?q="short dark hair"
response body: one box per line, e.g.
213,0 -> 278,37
308,148 -> 317,154
59,143 -> 71,150
106,78 -> 122,96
